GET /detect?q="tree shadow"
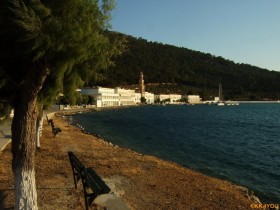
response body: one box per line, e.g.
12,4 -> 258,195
0,187 -> 73,210
0,189 -> 14,210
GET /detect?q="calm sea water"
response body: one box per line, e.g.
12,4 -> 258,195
71,104 -> 280,203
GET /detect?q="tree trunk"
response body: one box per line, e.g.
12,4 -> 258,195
11,68 -> 48,210
36,110 -> 44,149
12,92 -> 39,210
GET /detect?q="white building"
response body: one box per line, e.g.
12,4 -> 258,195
81,87 -> 141,107
115,87 -> 135,106
169,94 -> 182,103
134,92 -> 155,104
187,95 -> 202,104
145,92 -> 155,104
214,97 -> 220,102
81,87 -> 120,107
134,93 -> 141,104
155,94 -> 182,104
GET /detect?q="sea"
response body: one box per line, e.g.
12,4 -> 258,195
71,103 -> 280,203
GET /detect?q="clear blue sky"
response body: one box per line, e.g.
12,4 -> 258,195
111,0 -> 280,71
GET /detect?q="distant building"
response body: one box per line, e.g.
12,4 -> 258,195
115,87 -> 135,106
81,87 -> 119,107
79,72 -> 188,107
214,97 -> 220,102
81,87 -> 141,107
134,93 -> 141,104
155,94 -> 182,104
187,95 -> 202,104
134,92 -> 154,104
144,92 -> 155,104
155,94 -> 169,103
169,94 -> 182,103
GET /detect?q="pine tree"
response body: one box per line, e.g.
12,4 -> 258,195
0,0 -> 124,208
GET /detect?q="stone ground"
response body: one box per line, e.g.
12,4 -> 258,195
0,119 -> 11,153
0,112 -> 259,209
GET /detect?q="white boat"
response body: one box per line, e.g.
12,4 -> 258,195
217,83 -> 225,106
226,102 -> 239,106
217,102 -> 225,106
216,84 -> 239,106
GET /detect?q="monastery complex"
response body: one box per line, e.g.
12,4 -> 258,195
79,72 -> 202,107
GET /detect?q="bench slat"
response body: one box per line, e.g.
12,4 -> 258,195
86,168 -> 111,194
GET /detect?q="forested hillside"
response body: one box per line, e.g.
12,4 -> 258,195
90,32 -> 280,100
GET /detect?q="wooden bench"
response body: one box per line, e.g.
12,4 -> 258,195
68,151 -> 111,210
46,115 -> 53,125
46,115 -> 61,137
50,121 -> 62,137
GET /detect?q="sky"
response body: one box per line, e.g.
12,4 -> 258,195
111,0 -> 280,71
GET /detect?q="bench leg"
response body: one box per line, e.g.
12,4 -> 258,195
70,167 -> 79,189
83,187 -> 90,210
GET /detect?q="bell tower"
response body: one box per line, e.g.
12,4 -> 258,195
139,71 -> 145,98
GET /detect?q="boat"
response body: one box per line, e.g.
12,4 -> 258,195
216,84 -> 239,106
217,83 -> 225,106
226,101 -> 239,106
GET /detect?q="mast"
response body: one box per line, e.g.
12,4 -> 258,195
219,83 -> 223,101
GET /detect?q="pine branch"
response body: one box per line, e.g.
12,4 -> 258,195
0,67 -> 19,89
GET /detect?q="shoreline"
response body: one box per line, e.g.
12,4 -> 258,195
57,109 -> 264,206
0,109 -> 264,209
60,108 -> 271,202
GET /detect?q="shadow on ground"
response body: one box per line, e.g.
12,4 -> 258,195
0,189 -> 14,210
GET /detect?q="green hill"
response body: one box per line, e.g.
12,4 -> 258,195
90,32 -> 280,101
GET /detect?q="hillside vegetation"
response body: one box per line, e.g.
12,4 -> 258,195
90,32 -> 280,100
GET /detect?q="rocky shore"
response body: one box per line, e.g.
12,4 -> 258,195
0,112 -> 261,209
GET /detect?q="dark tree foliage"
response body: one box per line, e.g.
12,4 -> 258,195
0,0 -> 124,208
101,33 -> 280,100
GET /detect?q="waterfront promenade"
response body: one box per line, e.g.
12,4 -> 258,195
0,107 -> 90,152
